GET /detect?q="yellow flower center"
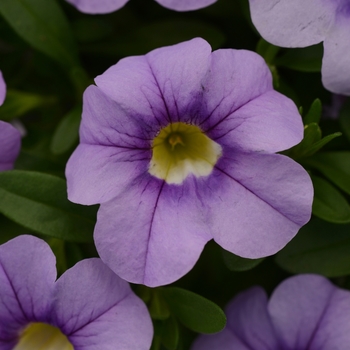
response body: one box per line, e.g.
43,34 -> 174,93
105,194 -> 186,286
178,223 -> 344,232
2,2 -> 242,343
14,323 -> 74,350
149,122 -> 222,184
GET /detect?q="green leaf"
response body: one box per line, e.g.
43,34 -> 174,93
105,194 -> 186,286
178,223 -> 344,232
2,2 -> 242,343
51,105 -> 81,155
161,287 -> 226,334
0,214 -> 29,244
256,38 -> 280,64
275,44 -> 323,72
0,170 -> 96,242
222,249 -> 264,271
149,290 -> 171,321
339,99 -> 350,141
304,152 -> 350,195
304,99 -> 322,125
276,217 -> 350,277
161,317 -> 179,350
0,0 -> 79,69
311,174 -> 350,223
0,90 -> 56,121
287,123 -> 341,160
81,19 -> 225,57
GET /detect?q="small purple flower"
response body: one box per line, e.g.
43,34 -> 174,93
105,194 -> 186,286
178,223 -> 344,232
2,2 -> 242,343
192,274 -> 350,350
0,235 -> 153,349
248,0 -> 350,95
0,71 -> 21,171
65,0 -> 217,13
66,38 -> 313,287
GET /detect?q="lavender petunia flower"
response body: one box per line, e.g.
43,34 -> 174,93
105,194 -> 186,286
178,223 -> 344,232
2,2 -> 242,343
192,274 -> 350,350
65,0 -> 217,14
0,235 -> 153,350
66,38 -> 313,287
0,72 -> 21,171
248,0 -> 350,95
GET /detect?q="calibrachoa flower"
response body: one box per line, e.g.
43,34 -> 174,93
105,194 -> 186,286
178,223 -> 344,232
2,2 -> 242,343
0,235 -> 153,349
192,274 -> 350,350
0,71 -> 21,171
66,38 -> 313,287
248,0 -> 350,95
65,0 -> 217,13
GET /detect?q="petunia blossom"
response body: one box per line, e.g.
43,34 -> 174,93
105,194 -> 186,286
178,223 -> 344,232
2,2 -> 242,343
66,38 -> 313,287
192,274 -> 350,350
0,235 -> 153,350
65,0 -> 217,14
0,71 -> 21,171
248,0 -> 350,95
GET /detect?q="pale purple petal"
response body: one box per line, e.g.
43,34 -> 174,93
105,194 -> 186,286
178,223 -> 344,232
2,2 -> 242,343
211,90 -> 303,153
52,258 -> 153,349
192,288 -> 279,350
268,274 -> 337,349
66,86 -> 151,205
199,49 -> 272,131
322,6 -> 350,95
66,144 -> 149,205
95,177 -> 211,287
95,38 -> 211,127
191,329 -> 245,350
224,287 -> 279,350
155,0 -> 217,11
0,121 -> 21,171
0,73 -> 21,171
0,235 -> 56,342
311,284 -> 350,349
209,153 -> 313,258
65,0 -> 128,14
0,71 -> 6,105
248,0 -> 336,47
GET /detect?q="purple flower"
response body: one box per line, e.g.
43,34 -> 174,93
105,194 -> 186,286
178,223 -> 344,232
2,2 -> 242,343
0,71 -> 21,171
65,0 -> 217,13
66,38 -> 313,287
248,0 -> 350,95
192,274 -> 350,350
0,235 -> 153,349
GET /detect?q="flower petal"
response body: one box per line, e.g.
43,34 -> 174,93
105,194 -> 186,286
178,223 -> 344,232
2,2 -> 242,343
200,49 -> 272,132
0,235 -> 56,341
191,329 -> 245,350
79,85 -> 151,147
155,0 -> 217,11
95,177 -> 211,287
311,281 -> 350,349
95,38 -> 211,127
0,71 -> 6,105
322,7 -> 350,95
0,121 -> 21,171
209,153 -> 313,258
225,287 -> 279,349
53,259 -> 153,350
191,287 -> 279,350
66,85 -> 151,205
267,274 -> 337,349
66,144 -> 149,205
213,90 -> 303,153
248,0 -> 336,47
65,0 -> 128,14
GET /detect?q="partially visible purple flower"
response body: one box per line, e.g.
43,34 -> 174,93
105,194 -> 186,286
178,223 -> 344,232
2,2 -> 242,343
323,94 -> 348,119
0,235 -> 153,350
0,71 -> 21,171
192,274 -> 350,350
66,38 -> 313,287
65,0 -> 217,13
248,0 -> 350,95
